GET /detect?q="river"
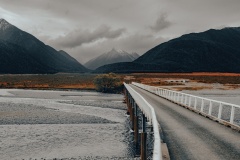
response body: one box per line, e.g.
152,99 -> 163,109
0,89 -> 136,160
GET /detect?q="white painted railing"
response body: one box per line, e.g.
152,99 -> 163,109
132,82 -> 240,128
124,83 -> 162,160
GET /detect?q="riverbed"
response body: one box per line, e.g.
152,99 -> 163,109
0,89 -> 135,160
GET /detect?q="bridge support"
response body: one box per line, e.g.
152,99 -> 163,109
141,113 -> 147,160
131,97 -> 134,130
127,93 -> 134,130
126,91 -> 130,115
126,91 -> 134,130
125,86 -> 148,159
141,132 -> 147,160
134,102 -> 139,148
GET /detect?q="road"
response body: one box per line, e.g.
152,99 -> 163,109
129,84 -> 240,160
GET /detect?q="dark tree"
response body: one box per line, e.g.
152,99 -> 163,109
93,73 -> 123,93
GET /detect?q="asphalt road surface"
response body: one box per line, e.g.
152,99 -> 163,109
130,84 -> 240,160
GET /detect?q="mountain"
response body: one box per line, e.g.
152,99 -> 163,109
58,50 -> 81,64
95,27 -> 240,73
0,40 -> 51,74
131,52 -> 140,59
0,19 -> 88,74
84,48 -> 139,70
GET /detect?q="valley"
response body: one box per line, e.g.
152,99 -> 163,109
1,73 -> 240,91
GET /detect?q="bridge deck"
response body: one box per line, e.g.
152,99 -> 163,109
130,84 -> 240,160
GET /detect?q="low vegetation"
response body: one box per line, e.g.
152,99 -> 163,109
0,72 -> 240,92
93,73 -> 123,93
0,74 -> 96,90
172,86 -> 213,91
131,73 -> 240,85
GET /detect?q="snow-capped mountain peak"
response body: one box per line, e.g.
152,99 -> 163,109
110,48 -> 126,54
0,19 -> 11,31
84,48 -> 139,70
116,49 -> 125,54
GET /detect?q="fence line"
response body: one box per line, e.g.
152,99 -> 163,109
132,82 -> 240,129
124,83 -> 162,160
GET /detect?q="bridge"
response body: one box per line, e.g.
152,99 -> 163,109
124,82 -> 240,160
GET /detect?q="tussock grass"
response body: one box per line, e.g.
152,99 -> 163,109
0,73 -> 96,90
0,72 -> 239,90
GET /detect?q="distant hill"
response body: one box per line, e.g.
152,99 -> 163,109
0,19 -> 88,74
84,48 -> 139,70
95,27 -> 240,73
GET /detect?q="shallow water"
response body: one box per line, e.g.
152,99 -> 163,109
0,89 -> 135,160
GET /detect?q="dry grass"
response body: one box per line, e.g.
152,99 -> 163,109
0,73 -> 97,90
1,72 -> 240,91
129,73 -> 240,85
140,78 -> 183,86
172,86 -> 213,91
223,84 -> 240,90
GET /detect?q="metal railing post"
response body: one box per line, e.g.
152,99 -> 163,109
194,97 -> 197,109
230,106 -> 235,124
177,92 -> 180,103
181,94 -> 184,104
184,95 -> 188,105
173,92 -> 176,101
189,97 -> 192,107
209,101 -> 213,115
200,99 -> 204,112
218,103 -> 223,119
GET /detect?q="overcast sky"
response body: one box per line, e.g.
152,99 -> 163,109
1,0 -> 240,63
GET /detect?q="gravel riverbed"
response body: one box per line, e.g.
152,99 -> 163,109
0,89 -> 136,160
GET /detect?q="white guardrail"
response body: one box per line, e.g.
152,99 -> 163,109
132,82 -> 240,128
124,83 -> 162,160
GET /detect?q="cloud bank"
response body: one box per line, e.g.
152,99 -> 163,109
1,0 -> 240,63
150,14 -> 172,32
51,25 -> 125,48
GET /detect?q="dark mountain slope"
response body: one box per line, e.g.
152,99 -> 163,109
95,27 -> 240,73
0,40 -> 52,73
58,50 -> 82,64
0,19 -> 88,73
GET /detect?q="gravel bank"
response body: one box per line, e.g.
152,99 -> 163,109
0,102 -> 115,125
0,89 -> 134,160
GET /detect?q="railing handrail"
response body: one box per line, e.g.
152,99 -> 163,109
124,82 -> 162,160
132,82 -> 240,128
132,82 -> 240,109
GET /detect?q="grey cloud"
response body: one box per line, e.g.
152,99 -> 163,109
0,0 -> 160,34
150,13 -> 172,32
1,0 -> 240,63
50,25 -> 126,48
67,33 -> 168,63
116,34 -> 166,52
